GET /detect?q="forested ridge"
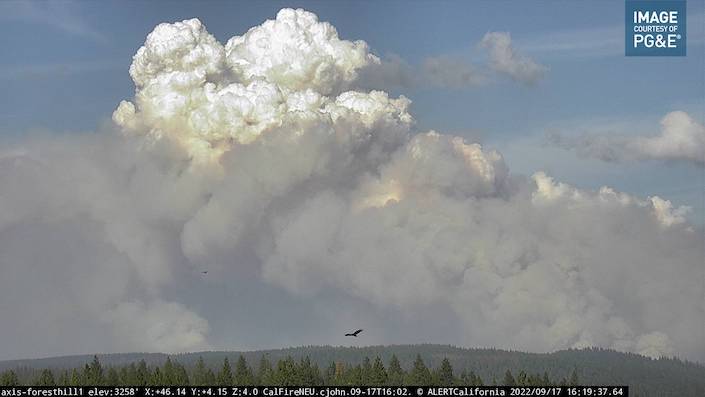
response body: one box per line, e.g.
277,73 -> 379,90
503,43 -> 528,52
0,345 -> 702,396
0,354 -> 563,386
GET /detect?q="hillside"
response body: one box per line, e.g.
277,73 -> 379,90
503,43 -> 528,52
0,345 -> 702,396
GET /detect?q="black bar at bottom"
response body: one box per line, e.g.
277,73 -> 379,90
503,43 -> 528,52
0,386 -> 629,397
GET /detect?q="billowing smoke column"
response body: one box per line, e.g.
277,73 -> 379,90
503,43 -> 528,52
0,9 -> 702,361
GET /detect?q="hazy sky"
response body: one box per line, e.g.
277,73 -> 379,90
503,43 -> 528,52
0,1 -> 703,362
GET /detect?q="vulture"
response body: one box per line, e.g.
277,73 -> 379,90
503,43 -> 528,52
345,329 -> 363,337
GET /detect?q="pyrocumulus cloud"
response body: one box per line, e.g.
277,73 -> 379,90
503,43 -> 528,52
0,9 -> 702,362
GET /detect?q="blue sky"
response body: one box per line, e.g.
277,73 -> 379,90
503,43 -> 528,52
0,0 -> 703,221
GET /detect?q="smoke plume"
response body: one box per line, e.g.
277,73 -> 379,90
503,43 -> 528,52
480,31 -> 548,85
0,9 -> 702,362
357,30 -> 545,90
548,111 -> 705,166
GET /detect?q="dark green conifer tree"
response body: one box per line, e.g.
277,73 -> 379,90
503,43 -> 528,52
275,356 -> 297,386
84,356 -> 104,385
436,358 -> 454,386
106,367 -> 120,386
173,362 -> 189,385
406,354 -> 431,385
70,368 -> 82,386
324,363 -> 337,385
217,358 -> 233,386
569,368 -> 579,386
0,370 -> 20,386
344,364 -> 363,385
162,358 -> 175,385
361,357 -> 372,384
35,369 -> 56,386
386,355 -> 405,385
503,370 -> 516,386
370,357 -> 387,385
473,372 -> 484,386
297,356 -> 322,385
57,370 -> 70,386
542,372 -> 550,386
150,367 -> 163,385
234,355 -> 255,385
118,365 -> 133,385
136,361 -> 150,385
193,357 -> 209,386
257,355 -> 274,385
204,368 -> 216,385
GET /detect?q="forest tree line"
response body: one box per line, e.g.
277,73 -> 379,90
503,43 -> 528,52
0,354 -> 579,386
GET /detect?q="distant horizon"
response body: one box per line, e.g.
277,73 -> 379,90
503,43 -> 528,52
2,344 -> 702,365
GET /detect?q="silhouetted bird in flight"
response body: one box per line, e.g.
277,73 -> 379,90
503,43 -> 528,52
345,329 -> 363,337
201,271 -> 208,274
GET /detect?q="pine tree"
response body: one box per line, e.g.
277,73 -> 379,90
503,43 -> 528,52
0,370 -> 20,386
297,356 -> 321,386
57,370 -> 70,386
275,356 -> 297,386
324,363 -> 337,385
193,357 -> 209,386
406,354 -> 431,385
136,361 -> 150,386
35,369 -> 56,386
85,356 -> 104,385
257,355 -> 274,385
370,357 -> 387,385
217,358 -> 233,386
162,358 -> 175,385
118,366 -> 129,385
204,368 -> 216,385
344,364 -> 363,385
70,368 -> 82,386
361,357 -> 372,384
542,372 -> 550,386
503,370 -> 516,386
150,367 -> 163,385
387,355 -> 404,385
82,364 -> 92,385
569,368 -> 579,386
173,362 -> 190,385
473,372 -> 484,386
436,358 -> 454,386
106,367 -> 120,386
527,373 -> 541,386
461,369 -> 481,386
458,369 -> 469,386
234,355 -> 254,385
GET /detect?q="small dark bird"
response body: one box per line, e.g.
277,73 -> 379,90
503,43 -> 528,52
345,329 -> 363,337
201,271 -> 208,274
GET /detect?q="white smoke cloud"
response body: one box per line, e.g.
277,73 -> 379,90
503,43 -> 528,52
548,111 -> 705,166
357,54 -> 488,90
481,31 -> 548,85
0,9 -> 702,362
357,31 -> 545,90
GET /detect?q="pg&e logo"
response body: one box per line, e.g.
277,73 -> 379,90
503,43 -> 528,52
626,0 -> 686,56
